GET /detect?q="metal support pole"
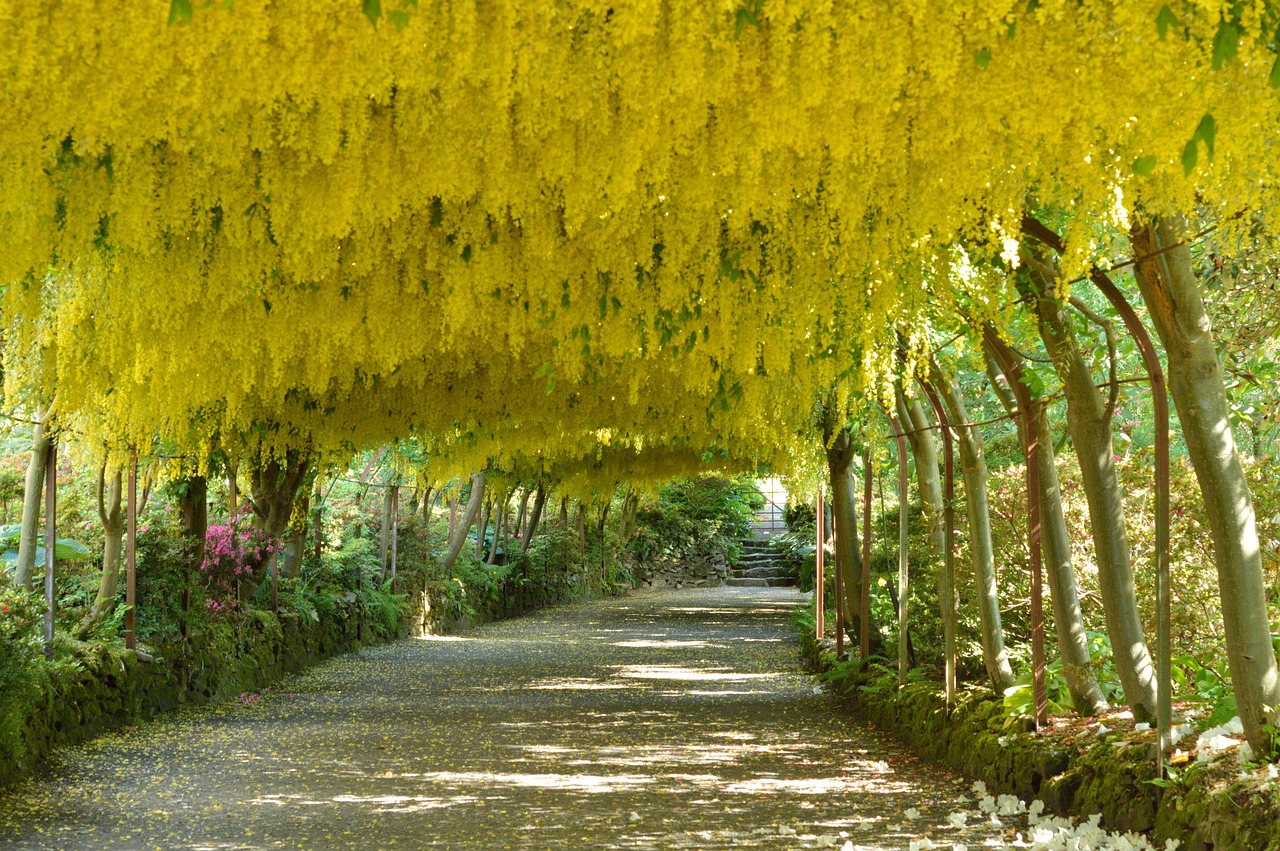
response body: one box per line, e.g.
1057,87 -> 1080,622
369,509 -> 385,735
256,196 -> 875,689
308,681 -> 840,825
126,452 -> 138,650
985,329 -> 1048,729
888,413 -> 910,686
43,438 -> 56,660
861,447 -> 873,659
815,491 -> 825,641
923,381 -> 957,707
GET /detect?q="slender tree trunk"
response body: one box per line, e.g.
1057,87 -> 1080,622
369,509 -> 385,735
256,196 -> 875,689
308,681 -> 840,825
1131,217 -> 1280,752
488,492 -> 510,566
476,498 -> 492,560
515,489 -> 531,544
78,467 -> 124,635
15,412 -> 50,590
985,347 -> 1109,715
1021,228 -> 1158,720
823,428 -> 864,645
522,485 -> 547,552
560,497 -> 569,529
440,472 -> 486,572
379,479 -> 395,574
932,361 -> 1016,692
896,388 -> 946,559
282,491 -> 309,579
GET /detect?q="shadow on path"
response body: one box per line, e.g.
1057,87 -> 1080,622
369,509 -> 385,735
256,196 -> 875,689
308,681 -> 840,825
0,587 -> 1006,849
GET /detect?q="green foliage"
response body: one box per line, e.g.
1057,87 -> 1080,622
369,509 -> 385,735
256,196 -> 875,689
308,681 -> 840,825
629,475 -> 763,566
1002,658 -> 1070,724
0,523 -> 92,566
0,579 -> 47,770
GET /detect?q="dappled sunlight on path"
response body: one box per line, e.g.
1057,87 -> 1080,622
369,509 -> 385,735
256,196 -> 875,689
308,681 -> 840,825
0,588 -> 1008,849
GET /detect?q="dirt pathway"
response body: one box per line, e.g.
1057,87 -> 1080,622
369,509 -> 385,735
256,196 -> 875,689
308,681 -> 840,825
0,587 -> 1009,849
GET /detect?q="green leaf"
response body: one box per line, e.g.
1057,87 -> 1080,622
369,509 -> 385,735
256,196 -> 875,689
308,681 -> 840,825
975,48 -> 992,70
54,538 -> 92,561
1182,138 -> 1198,176
1195,113 -> 1216,158
168,0 -> 193,26
387,10 -> 410,29
1270,43 -> 1280,88
1132,155 -> 1158,177
1212,20 -> 1240,70
1155,4 -> 1177,40
363,0 -> 381,27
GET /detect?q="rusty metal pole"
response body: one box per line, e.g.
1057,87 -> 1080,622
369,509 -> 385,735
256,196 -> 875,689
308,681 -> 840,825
985,328 -> 1048,730
887,413 -> 910,686
1090,269 -> 1173,769
126,452 -> 138,650
923,380 -> 957,708
43,438 -> 56,660
861,446 -> 873,659
815,491 -> 825,641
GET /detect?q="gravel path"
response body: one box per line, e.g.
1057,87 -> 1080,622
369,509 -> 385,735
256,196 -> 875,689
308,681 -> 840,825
0,587 -> 1011,849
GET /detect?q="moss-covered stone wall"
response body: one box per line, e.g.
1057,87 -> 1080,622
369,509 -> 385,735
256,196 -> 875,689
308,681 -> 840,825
1,569 -> 592,789
799,631 -> 1280,850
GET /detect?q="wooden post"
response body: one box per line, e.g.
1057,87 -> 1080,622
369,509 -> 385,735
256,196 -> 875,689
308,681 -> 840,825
814,491 -> 825,641
1089,269 -> 1173,770
888,413 -> 910,687
923,381 -> 957,707
861,447 -> 873,659
986,329 -> 1048,729
126,451 -> 138,650
43,438 -> 56,660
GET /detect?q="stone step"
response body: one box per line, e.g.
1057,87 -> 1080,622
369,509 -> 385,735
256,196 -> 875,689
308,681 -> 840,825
726,577 -> 770,588
766,576 -> 798,587
736,565 -> 790,579
737,554 -> 779,566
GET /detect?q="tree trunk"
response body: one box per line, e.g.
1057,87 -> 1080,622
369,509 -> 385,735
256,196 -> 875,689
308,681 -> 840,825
15,412 -> 50,590
179,476 -> 208,619
440,472 -> 485,572
985,346 -> 1109,715
1131,216 -> 1280,752
488,491 -> 510,566
476,498 -> 492,560
823,428 -> 864,646
241,450 -> 310,598
379,479 -> 395,574
618,489 -> 640,544
282,491 -> 309,579
896,388 -> 946,560
932,361 -> 1016,692
522,485 -> 547,552
515,489 -> 531,544
78,467 -> 124,635
1021,228 -> 1159,720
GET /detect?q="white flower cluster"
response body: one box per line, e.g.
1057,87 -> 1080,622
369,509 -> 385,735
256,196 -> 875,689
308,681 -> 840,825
1191,716 -> 1251,764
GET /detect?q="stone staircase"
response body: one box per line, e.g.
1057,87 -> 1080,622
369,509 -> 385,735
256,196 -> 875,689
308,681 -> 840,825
726,540 -> 796,587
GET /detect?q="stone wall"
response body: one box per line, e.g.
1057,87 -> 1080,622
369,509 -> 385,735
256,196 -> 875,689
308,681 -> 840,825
631,553 -> 730,589
1,569 -> 593,788
799,630 -> 1280,850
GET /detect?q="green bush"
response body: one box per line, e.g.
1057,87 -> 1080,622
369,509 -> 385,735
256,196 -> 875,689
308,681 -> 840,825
629,475 -> 763,567
0,579 -> 47,770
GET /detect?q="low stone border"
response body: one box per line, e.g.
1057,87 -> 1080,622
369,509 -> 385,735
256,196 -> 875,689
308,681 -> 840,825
797,627 -> 1280,850
2,570 -> 596,788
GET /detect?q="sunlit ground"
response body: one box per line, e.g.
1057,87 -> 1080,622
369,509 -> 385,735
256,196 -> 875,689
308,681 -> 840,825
0,587 -> 1012,849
